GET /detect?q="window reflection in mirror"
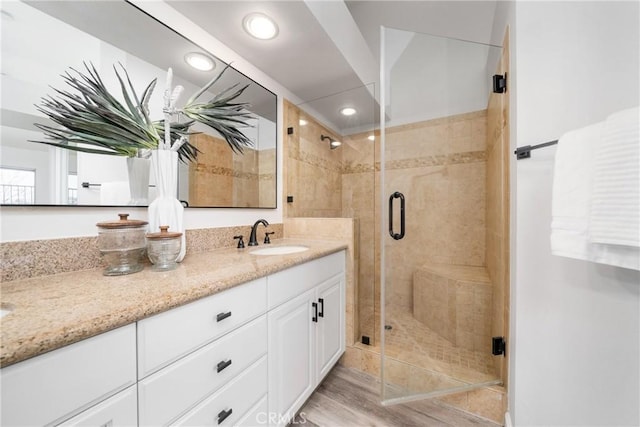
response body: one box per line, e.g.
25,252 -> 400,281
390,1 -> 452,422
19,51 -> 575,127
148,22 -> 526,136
0,0 -> 277,208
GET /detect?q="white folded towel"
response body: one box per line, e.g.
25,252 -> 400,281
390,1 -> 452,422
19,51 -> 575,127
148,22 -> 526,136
550,122 -> 604,260
589,107 -> 640,247
550,108 -> 640,271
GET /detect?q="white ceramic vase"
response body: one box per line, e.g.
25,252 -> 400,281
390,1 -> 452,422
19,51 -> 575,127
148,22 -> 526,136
148,149 -> 186,261
126,156 -> 151,206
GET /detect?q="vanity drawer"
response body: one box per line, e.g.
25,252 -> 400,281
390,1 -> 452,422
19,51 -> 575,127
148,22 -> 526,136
58,385 -> 137,427
137,277 -> 267,378
138,315 -> 268,426
173,356 -> 268,427
0,324 -> 136,427
267,251 -> 345,310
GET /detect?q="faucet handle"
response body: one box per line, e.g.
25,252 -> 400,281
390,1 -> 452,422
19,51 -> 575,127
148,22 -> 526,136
264,232 -> 275,244
233,235 -> 245,249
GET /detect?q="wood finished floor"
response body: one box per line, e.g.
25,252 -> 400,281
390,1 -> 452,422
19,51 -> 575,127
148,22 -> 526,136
291,365 -> 500,427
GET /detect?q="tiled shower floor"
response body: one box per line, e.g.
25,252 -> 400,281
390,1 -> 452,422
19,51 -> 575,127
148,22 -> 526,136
359,304 -> 499,392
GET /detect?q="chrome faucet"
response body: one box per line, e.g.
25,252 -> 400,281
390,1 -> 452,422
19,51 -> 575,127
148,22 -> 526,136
248,219 -> 269,246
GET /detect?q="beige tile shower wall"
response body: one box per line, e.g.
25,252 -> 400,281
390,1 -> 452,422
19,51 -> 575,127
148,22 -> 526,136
259,148 -> 276,207
189,134 -> 233,206
383,111 -> 487,309
232,147 -> 259,207
342,131 -> 378,343
283,100 -> 343,218
188,134 -> 261,207
486,30 -> 510,386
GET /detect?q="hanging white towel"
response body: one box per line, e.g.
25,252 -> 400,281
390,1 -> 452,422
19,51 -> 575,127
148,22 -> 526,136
550,111 -> 640,271
551,122 -> 604,260
589,107 -> 640,247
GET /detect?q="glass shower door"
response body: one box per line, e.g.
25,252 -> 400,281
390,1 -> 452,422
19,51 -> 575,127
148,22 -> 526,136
380,26 -> 504,404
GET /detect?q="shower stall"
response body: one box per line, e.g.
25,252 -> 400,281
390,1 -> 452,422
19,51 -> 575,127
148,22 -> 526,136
379,26 -> 508,404
287,24 -> 509,413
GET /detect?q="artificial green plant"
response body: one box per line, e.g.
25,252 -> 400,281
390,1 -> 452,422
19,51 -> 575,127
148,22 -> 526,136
31,62 -> 254,163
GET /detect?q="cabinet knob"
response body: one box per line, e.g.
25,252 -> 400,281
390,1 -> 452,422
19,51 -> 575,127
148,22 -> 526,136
217,408 -> 233,424
216,311 -> 232,322
318,298 -> 324,318
312,302 -> 318,322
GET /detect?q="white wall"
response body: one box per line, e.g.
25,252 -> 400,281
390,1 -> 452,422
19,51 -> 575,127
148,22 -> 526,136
0,1 -> 303,242
513,2 -> 640,426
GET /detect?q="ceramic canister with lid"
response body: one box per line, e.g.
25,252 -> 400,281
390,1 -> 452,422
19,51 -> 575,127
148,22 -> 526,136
96,213 -> 148,276
146,225 -> 182,271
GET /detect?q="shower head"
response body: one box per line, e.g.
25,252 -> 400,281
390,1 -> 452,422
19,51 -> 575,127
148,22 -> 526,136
320,134 -> 342,150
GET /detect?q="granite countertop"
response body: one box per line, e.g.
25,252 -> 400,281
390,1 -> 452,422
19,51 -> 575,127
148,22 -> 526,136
0,238 -> 347,367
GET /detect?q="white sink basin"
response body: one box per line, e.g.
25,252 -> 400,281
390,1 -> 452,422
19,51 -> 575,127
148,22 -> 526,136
250,245 -> 309,256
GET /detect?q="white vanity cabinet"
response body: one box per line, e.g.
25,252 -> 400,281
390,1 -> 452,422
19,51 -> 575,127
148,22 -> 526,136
0,249 -> 346,427
0,324 -> 137,427
267,251 -> 346,426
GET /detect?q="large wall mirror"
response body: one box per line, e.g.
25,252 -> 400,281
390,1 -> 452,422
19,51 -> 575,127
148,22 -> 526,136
0,1 -> 277,208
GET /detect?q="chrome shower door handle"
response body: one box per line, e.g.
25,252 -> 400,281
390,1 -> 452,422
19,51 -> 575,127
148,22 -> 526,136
388,191 -> 405,240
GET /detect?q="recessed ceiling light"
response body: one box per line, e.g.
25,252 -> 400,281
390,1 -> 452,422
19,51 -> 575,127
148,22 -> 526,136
184,52 -> 215,71
340,107 -> 357,116
299,119 -> 308,126
243,13 -> 279,40
368,135 -> 375,141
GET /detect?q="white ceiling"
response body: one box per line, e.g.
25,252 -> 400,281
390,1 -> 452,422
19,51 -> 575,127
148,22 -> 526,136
166,1 -> 366,103
346,1 -> 499,58
167,0 -> 500,132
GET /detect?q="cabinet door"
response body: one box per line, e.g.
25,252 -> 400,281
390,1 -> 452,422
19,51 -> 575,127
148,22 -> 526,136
268,288 -> 316,427
316,274 -> 345,382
